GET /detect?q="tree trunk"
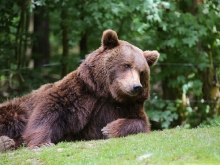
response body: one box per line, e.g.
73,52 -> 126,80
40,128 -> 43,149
15,1 -> 26,70
194,1 -> 220,116
200,53 -> 220,116
32,6 -> 50,67
61,9 -> 69,77
25,11 -> 34,68
79,32 -> 88,59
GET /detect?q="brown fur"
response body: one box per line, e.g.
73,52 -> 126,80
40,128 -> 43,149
0,30 -> 159,150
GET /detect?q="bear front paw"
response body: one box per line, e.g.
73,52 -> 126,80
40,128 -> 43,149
101,125 -> 114,138
101,119 -> 125,138
0,136 -> 15,152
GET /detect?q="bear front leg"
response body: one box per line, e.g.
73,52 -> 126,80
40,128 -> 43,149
101,118 -> 150,138
23,125 -> 58,149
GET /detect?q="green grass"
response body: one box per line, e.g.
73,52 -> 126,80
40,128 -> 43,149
1,127 -> 220,165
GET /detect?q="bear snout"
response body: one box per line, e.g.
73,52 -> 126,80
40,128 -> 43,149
132,83 -> 143,94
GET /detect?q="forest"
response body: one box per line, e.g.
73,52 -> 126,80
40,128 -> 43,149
0,0 -> 219,130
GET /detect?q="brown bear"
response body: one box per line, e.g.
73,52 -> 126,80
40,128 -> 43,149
0,30 -> 159,151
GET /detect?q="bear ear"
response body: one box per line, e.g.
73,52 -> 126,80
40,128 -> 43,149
102,29 -> 120,49
143,50 -> 160,67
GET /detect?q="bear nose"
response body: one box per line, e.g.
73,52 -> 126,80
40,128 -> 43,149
133,84 -> 143,93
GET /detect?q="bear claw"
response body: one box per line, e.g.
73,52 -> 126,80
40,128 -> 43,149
101,126 -> 115,138
101,126 -> 109,136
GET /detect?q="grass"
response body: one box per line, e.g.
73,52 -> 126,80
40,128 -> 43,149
0,127 -> 220,165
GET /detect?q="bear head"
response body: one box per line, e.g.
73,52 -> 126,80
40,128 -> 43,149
78,30 -> 159,103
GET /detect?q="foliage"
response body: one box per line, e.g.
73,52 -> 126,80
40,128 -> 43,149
142,0 -> 220,129
0,0 -> 220,129
0,127 -> 220,164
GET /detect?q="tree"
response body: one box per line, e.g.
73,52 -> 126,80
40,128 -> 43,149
0,0 -> 219,129
32,5 -> 50,67
143,0 -> 220,128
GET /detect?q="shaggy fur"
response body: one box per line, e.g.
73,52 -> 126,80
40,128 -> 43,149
0,30 -> 159,150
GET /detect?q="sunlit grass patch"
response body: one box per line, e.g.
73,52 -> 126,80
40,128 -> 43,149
1,127 -> 220,165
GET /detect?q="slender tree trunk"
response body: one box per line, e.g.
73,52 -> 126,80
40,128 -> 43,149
15,2 -> 26,70
25,11 -> 34,68
61,9 -> 69,77
32,6 -> 50,67
14,1 -> 28,86
200,52 -> 220,116
79,32 -> 88,59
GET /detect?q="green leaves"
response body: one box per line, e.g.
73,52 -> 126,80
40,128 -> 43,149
182,35 -> 198,48
166,38 -> 178,48
143,0 -> 220,129
0,0 -> 219,129
30,0 -> 46,12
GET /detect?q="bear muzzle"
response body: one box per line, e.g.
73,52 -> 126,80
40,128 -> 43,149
132,83 -> 143,95
133,84 -> 143,93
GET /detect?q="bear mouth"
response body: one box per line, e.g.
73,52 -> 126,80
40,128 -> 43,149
123,89 -> 141,97
126,91 -> 140,97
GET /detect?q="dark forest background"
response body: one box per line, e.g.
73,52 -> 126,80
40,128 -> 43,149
0,0 -> 219,130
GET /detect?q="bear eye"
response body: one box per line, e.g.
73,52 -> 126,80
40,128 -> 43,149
124,64 -> 131,69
